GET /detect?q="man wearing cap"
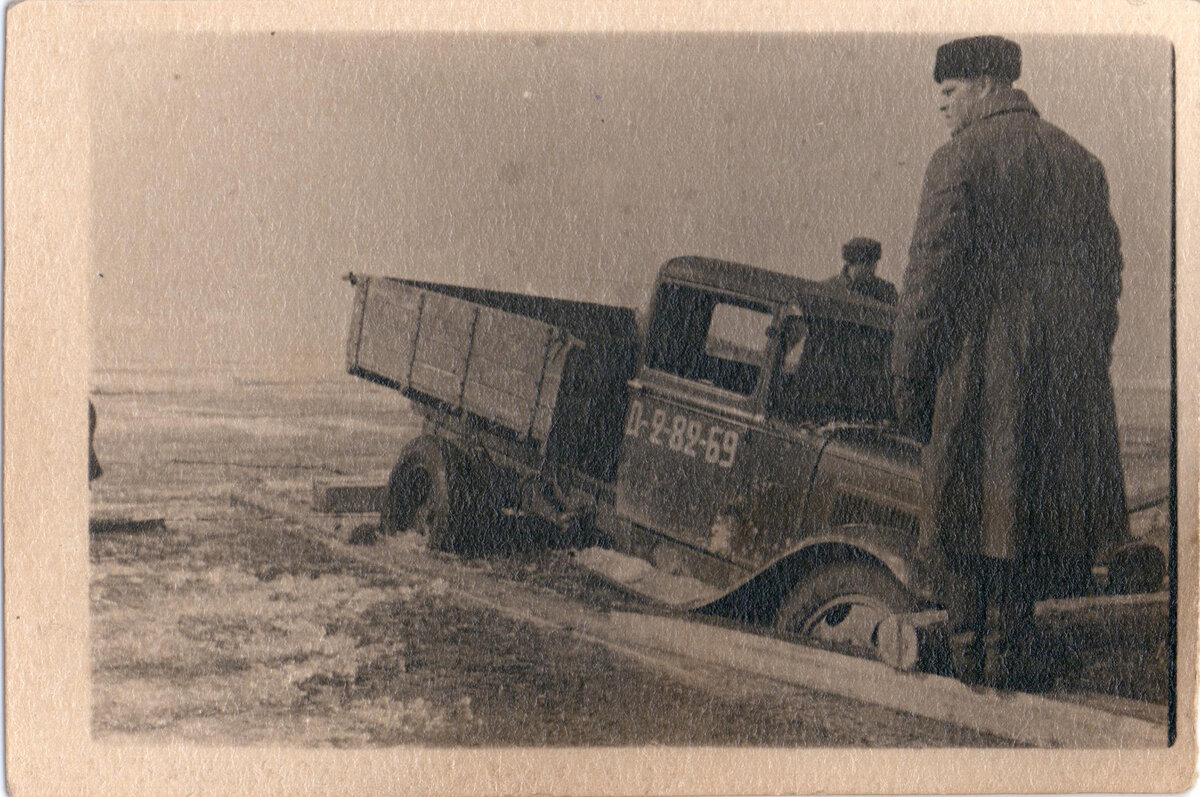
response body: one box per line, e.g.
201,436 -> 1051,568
826,237 -> 898,305
892,36 -> 1127,687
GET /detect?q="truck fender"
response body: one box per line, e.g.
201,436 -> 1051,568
714,523 -> 923,621
784,525 -> 914,587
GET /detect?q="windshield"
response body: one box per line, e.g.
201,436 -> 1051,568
770,316 -> 894,424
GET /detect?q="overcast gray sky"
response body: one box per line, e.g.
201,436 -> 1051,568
88,33 -> 1172,388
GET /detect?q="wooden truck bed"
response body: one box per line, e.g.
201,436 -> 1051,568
345,275 -> 640,482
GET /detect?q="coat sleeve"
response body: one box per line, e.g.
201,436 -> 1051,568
1087,161 -> 1123,360
882,281 -> 898,306
892,142 -> 974,436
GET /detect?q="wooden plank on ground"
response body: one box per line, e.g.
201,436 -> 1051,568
89,506 -> 167,535
1127,485 -> 1170,514
574,546 -> 725,607
895,591 -> 1169,631
311,479 -> 388,514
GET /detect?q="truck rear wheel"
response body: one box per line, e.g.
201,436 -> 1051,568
774,558 -> 915,660
380,436 -> 483,554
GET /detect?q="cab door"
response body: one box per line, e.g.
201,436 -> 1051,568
615,282 -> 777,554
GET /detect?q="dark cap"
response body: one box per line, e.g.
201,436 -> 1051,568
842,237 -> 882,265
934,36 -> 1021,84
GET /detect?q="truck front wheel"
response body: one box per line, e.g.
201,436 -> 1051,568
380,437 -> 481,553
774,558 -> 915,660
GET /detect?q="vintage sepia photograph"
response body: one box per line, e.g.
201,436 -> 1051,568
5,2 -> 1198,795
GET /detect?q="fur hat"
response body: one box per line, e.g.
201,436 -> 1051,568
934,36 -> 1021,84
842,237 -> 882,265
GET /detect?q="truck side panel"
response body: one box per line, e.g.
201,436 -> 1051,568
347,274 -> 639,482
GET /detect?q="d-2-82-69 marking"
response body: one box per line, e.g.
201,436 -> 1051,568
624,398 -> 739,468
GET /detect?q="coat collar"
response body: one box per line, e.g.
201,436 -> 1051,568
953,87 -> 1039,136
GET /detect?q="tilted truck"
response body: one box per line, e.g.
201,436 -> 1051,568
343,255 -> 1165,666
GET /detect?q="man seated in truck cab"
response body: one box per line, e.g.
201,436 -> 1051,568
825,237 -> 898,305
771,315 -> 894,424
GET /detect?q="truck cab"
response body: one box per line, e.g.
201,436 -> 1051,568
611,257 -> 928,644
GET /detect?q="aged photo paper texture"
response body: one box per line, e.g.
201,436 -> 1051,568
5,1 -> 1199,795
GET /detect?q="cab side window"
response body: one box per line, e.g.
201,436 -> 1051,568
644,283 -> 772,396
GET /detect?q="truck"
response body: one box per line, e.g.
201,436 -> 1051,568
343,255 -> 1165,666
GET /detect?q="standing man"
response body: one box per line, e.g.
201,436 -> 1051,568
892,37 -> 1128,687
826,237 -> 898,304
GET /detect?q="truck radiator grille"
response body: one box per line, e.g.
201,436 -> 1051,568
830,491 -> 919,537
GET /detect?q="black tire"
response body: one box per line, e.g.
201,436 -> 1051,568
774,558 -> 916,660
380,436 -> 485,554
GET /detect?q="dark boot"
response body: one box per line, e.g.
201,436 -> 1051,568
988,617 -> 1080,693
947,630 -> 987,686
942,560 -> 988,685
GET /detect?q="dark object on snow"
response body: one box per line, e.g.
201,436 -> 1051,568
88,400 -> 103,483
88,515 -> 166,535
948,621 -> 1081,693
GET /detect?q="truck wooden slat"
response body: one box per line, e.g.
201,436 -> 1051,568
464,318 -> 550,400
531,362 -> 566,442
409,365 -> 466,405
412,336 -> 473,372
463,363 -> 544,436
471,308 -> 556,373
408,292 -> 475,403
463,357 -> 543,402
352,279 -> 422,385
467,306 -> 560,439
344,272 -> 368,368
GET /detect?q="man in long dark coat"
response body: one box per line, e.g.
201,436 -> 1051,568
892,36 -> 1128,686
